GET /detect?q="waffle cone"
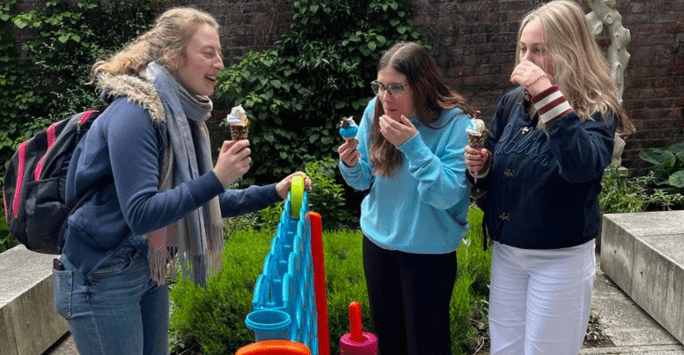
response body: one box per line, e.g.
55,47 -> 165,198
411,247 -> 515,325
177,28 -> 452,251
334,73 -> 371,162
230,125 -> 249,140
468,131 -> 488,148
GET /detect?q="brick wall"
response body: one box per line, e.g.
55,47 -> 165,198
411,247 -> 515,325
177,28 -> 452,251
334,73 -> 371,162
180,0 -> 683,172
155,0 -> 294,65
11,0 -> 683,172
616,0 -> 684,171
148,0 -> 295,145
405,0 -> 684,172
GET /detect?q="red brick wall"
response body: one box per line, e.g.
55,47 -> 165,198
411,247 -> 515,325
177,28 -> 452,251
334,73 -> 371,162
13,0 -> 683,172
616,0 -> 684,171
406,0 -> 684,172
190,0 -> 683,172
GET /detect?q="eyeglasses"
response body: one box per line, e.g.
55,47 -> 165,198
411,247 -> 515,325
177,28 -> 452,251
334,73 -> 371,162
370,80 -> 408,96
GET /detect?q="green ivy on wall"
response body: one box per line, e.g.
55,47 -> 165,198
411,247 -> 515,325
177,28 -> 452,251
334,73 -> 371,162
0,0 -> 154,249
0,0 -> 153,174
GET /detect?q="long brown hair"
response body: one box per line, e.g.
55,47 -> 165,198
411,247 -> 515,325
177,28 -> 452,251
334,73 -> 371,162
517,1 -> 635,135
91,7 -> 219,79
370,42 -> 475,177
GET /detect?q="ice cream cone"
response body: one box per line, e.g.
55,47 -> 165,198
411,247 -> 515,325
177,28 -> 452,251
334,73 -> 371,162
226,105 -> 250,140
468,131 -> 487,149
466,118 -> 488,182
230,125 -> 249,140
466,118 -> 488,149
339,116 -> 358,140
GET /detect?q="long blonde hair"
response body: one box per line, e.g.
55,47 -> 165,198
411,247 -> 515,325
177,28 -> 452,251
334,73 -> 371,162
91,7 -> 219,79
517,0 -> 635,135
370,42 -> 475,177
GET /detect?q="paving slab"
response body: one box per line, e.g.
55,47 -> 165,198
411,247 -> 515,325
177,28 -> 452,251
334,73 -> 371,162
0,245 -> 68,355
601,211 -> 684,346
583,251 -> 684,355
42,334 -> 77,355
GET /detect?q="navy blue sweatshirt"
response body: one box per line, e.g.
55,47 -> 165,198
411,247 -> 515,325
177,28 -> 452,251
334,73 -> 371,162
63,96 -> 280,275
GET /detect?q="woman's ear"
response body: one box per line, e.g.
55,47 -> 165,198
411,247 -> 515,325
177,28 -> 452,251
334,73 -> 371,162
165,53 -> 183,72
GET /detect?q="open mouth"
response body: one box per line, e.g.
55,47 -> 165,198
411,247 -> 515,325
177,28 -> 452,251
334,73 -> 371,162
206,75 -> 217,83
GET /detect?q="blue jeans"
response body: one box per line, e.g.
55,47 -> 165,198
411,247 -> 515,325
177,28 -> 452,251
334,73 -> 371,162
53,243 -> 169,355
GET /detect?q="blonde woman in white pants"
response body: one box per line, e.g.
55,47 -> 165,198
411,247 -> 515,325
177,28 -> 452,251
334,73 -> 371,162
464,1 -> 635,353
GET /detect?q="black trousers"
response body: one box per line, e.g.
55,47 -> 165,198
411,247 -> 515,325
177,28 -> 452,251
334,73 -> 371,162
362,236 -> 457,355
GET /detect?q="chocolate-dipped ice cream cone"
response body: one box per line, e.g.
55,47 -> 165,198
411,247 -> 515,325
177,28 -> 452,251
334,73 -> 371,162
466,118 -> 488,149
226,105 -> 250,140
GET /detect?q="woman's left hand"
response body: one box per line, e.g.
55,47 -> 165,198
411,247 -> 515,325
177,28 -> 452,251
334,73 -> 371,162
275,171 -> 313,200
379,114 -> 417,147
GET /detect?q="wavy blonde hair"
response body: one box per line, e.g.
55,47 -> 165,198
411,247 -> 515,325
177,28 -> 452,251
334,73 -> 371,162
91,7 -> 219,79
369,42 -> 475,177
517,0 -> 635,135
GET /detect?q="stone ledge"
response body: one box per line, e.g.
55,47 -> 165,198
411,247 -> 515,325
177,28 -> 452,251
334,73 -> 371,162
0,245 -> 68,355
601,211 -> 684,346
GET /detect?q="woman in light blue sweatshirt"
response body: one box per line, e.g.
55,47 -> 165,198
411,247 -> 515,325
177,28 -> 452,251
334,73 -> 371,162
338,41 -> 474,355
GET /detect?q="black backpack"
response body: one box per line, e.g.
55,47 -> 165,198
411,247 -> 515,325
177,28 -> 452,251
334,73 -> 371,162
3,108 -> 106,254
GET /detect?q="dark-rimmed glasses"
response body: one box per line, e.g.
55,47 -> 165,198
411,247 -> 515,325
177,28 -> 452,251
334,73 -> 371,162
370,80 -> 408,96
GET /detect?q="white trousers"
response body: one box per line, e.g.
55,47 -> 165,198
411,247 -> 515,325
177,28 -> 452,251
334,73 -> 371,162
489,240 -> 595,355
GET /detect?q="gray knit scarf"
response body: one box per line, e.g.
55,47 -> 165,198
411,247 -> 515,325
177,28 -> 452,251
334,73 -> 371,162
144,62 -> 223,287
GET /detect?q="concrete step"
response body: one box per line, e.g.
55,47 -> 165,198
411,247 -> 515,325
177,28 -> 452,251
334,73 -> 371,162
0,245 -> 68,355
584,250 -> 684,354
601,211 -> 684,346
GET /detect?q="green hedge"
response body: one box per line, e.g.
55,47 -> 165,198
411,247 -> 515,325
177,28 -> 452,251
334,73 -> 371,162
169,207 -> 490,355
0,0 -> 154,251
0,0 -> 153,170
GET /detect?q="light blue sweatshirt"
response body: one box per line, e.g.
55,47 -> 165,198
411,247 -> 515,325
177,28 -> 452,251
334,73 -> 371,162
339,98 -> 471,254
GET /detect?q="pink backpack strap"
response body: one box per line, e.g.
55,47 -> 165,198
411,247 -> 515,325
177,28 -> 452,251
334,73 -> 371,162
13,141 -> 28,218
78,110 -> 96,126
34,122 -> 58,181
33,110 -> 97,180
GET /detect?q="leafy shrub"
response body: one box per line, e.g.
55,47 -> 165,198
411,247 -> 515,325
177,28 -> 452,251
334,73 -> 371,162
0,0 -> 38,169
452,207 -> 491,353
234,157 -> 359,232
0,0 -> 154,250
169,208 -> 490,355
169,230 -> 270,354
223,212 -> 260,237
599,164 -> 684,213
216,0 -> 426,187
318,229 -> 371,355
304,156 -> 358,231
0,0 -> 153,171
639,142 -> 684,194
